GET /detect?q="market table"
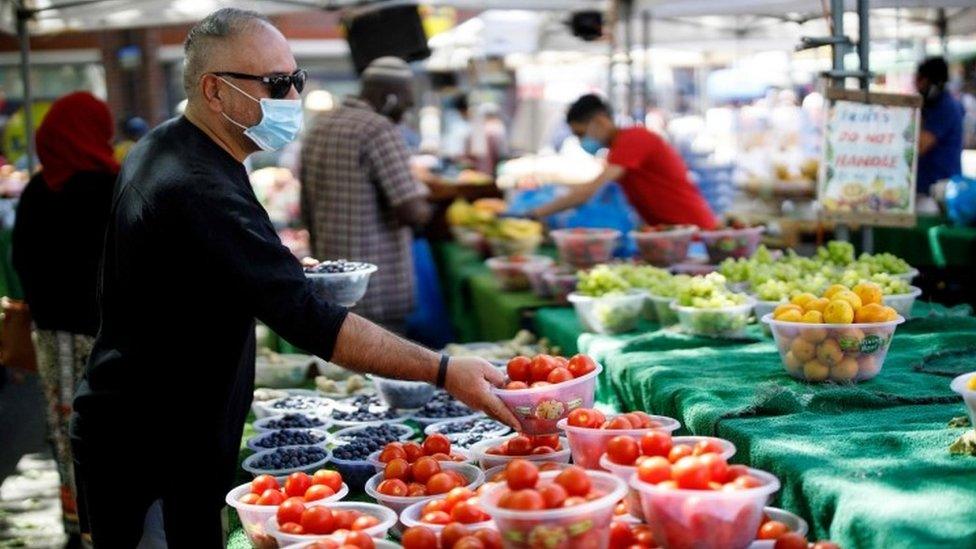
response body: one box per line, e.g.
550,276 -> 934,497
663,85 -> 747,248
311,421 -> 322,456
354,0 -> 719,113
558,301 -> 976,547
432,241 -> 557,342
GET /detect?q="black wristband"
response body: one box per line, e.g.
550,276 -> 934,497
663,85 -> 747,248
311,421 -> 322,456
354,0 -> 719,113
436,354 -> 450,388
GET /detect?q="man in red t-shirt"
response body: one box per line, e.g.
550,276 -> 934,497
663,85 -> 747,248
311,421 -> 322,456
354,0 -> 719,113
529,94 -> 716,229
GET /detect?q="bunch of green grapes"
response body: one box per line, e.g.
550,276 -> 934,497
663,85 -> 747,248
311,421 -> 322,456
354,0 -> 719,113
576,265 -> 632,297
611,264 -> 670,290
676,273 -> 749,308
645,274 -> 691,298
753,274 -> 828,302
833,271 -> 911,295
815,240 -> 856,266
855,252 -> 911,275
718,245 -> 777,283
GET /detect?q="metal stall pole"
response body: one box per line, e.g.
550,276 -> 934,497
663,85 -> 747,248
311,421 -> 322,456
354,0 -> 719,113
641,10 -> 651,118
857,0 -> 874,253
15,3 -> 36,173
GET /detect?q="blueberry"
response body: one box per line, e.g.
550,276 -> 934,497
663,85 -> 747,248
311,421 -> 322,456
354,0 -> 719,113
415,391 -> 473,419
304,260 -> 370,274
264,413 -> 324,430
253,446 -> 327,470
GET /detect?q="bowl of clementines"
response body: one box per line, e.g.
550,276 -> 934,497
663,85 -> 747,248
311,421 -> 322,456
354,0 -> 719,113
761,282 -> 904,383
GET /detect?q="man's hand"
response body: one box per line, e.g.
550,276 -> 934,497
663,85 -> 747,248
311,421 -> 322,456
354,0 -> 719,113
442,357 -> 521,431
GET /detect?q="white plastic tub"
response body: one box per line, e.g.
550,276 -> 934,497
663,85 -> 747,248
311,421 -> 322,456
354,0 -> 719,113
882,286 -> 922,319
264,502 -> 397,546
225,480 -> 349,549
672,299 -> 755,338
569,291 -> 647,335
305,263 -> 378,307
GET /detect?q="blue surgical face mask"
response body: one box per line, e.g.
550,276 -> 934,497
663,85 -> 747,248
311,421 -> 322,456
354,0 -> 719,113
220,77 -> 303,152
580,136 -> 603,155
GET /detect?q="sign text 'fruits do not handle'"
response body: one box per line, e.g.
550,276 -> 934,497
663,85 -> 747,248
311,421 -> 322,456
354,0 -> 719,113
818,89 -> 922,228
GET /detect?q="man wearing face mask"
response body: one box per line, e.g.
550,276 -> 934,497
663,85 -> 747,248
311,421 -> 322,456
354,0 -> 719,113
528,94 -> 716,230
301,57 -> 432,334
70,11 -> 517,547
915,57 -> 963,201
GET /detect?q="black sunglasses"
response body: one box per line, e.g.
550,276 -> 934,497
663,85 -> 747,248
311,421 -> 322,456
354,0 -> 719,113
212,69 -> 307,99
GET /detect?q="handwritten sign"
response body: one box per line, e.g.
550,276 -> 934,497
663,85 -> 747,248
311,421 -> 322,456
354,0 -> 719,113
819,89 -> 922,227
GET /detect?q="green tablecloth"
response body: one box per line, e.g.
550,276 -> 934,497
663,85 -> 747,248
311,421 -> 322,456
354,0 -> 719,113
432,242 -> 557,342
565,302 -> 976,548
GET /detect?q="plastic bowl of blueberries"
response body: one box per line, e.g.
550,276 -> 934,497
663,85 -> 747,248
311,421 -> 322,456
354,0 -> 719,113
369,375 -> 436,410
424,416 -> 511,443
242,445 -> 331,477
329,394 -> 409,428
246,428 -> 330,453
303,259 -> 378,308
328,423 -> 415,490
252,413 -> 331,433
409,391 -> 483,427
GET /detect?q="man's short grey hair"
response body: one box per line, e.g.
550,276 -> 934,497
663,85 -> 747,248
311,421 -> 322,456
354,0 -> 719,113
183,8 -> 270,96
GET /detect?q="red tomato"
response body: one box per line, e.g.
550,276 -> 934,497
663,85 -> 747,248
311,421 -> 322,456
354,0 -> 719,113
441,522 -> 470,548
607,435 -> 640,465
529,355 -> 559,383
505,459 -> 539,490
758,520 -> 790,540
429,452 -> 452,462
454,536 -> 486,549
239,492 -> 261,505
547,367 -> 574,384
554,466 -> 591,497
567,354 -> 597,378
378,445 -> 407,464
506,436 -> 533,456
636,456 -> 671,484
530,434 -> 560,449
283,472 -> 312,498
629,411 -> 653,429
384,458 -> 411,481
407,483 -> 427,497
474,528 -> 503,549
426,472 -> 458,495
606,416 -> 635,430
699,453 -> 729,484
733,475 -> 763,490
311,470 -> 344,492
567,408 -> 600,428
609,521 -> 635,549
445,469 -> 467,486
351,514 -> 379,531
276,497 -> 306,525
421,511 -> 451,525
507,356 -> 532,382
402,526 -> 439,549
692,439 -> 725,457
256,489 -> 285,506
332,510 -> 357,530
451,500 -> 487,523
251,474 -> 279,494
668,444 -> 693,463
377,479 -> 408,497
403,442 -> 425,462
505,381 -> 529,390
300,506 -> 334,535
671,456 -> 710,490
342,531 -> 375,549
423,433 -> 452,456
621,413 -> 644,429
633,525 -> 656,548
410,457 -> 441,484
531,446 -> 554,455
640,431 -> 673,457
422,499 -> 449,515
539,483 -> 568,509
279,522 -> 304,535
303,484 -> 335,502
445,487 -> 476,509
505,489 -> 545,510
773,533 -> 809,549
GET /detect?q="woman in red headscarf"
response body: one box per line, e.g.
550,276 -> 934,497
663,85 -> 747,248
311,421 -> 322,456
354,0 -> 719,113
11,91 -> 120,542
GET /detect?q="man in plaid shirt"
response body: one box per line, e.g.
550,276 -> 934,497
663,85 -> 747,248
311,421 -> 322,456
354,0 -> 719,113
301,57 -> 432,333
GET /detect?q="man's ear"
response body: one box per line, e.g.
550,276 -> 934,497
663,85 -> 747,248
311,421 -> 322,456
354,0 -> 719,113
200,74 -> 224,112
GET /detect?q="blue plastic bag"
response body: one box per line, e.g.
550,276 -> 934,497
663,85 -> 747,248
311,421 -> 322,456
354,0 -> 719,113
945,175 -> 976,227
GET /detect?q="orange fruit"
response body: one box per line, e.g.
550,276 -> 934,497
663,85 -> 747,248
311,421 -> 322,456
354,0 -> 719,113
823,284 -> 849,299
823,300 -> 854,324
853,303 -> 887,323
830,357 -> 859,382
774,308 -> 803,322
852,282 -> 883,306
800,310 -> 823,324
773,303 -> 802,317
790,293 -> 817,308
790,338 -> 816,362
800,325 -> 828,343
803,297 -> 830,313
816,339 -> 843,366
881,306 -> 899,321
831,290 -> 863,311
803,360 -> 830,382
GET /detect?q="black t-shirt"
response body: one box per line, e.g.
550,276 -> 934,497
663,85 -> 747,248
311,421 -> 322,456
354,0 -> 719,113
73,116 -> 347,462
12,171 -> 115,336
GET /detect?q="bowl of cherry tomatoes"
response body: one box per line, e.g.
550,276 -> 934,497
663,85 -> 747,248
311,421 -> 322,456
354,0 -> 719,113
479,461 -> 628,549
401,523 -> 504,549
550,228 -> 621,269
399,486 -> 495,536
367,435 -> 473,473
630,225 -> 698,267
263,501 -> 396,547
467,433 -> 570,470
556,408 -> 681,470
365,461 -> 485,517
483,461 -> 572,485
492,354 -> 601,435
225,470 -> 348,549
629,458 -> 780,549
599,433 -> 736,522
